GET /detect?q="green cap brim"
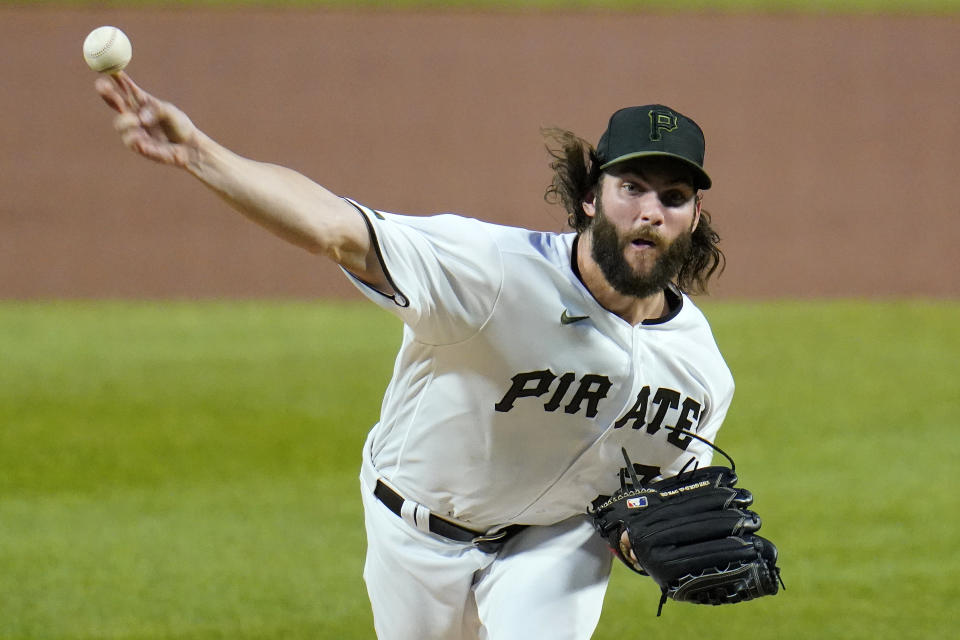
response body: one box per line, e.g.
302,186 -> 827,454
599,151 -> 712,190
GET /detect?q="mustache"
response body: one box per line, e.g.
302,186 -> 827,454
624,227 -> 666,247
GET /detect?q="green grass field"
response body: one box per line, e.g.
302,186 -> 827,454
1,299 -> 957,639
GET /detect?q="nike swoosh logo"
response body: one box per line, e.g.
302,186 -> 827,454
561,309 -> 590,325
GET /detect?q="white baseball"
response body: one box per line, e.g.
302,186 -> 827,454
82,26 -> 132,74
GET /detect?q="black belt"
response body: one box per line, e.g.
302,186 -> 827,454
374,480 -> 528,553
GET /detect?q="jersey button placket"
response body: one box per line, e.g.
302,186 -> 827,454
599,325 -> 645,440
608,326 -> 649,443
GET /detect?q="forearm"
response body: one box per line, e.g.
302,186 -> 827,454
185,134 -> 366,267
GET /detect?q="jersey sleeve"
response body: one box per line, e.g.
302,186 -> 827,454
340,199 -> 504,345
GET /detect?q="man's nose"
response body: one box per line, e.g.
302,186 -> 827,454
638,193 -> 665,226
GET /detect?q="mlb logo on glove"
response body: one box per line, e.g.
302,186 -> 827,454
626,497 -> 648,509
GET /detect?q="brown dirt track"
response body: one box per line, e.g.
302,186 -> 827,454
1,8 -> 958,300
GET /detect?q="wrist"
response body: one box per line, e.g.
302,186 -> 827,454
184,131 -> 220,178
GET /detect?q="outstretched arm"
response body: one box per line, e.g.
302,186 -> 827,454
95,72 -> 389,291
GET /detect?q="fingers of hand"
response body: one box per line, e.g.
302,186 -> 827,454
118,130 -> 186,166
113,111 -> 173,163
115,72 -> 150,106
98,74 -> 193,166
619,530 -> 639,566
131,98 -> 189,145
96,76 -> 128,113
97,72 -> 158,116
113,112 -> 140,137
115,117 -> 151,155
114,102 -> 167,141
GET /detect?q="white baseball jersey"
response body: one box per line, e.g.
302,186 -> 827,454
343,200 -> 735,530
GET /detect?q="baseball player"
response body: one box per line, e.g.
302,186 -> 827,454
95,73 -> 756,639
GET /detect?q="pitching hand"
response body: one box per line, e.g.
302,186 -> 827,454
95,72 -> 202,169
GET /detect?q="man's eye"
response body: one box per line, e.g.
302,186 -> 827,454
662,191 -> 690,207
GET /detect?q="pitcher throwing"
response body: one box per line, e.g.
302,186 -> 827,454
96,71 -> 780,639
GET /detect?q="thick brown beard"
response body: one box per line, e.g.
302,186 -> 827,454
590,200 -> 694,299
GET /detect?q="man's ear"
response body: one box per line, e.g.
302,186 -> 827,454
691,193 -> 703,231
583,188 -> 597,219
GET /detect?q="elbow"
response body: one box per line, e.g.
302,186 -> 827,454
303,238 -> 328,256
294,223 -> 339,257
305,233 -> 348,265
319,244 -> 344,263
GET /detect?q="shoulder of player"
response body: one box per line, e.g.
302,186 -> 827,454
649,294 -> 730,363
385,212 -> 574,265
671,296 -> 734,385
346,201 -> 567,250
481,224 -> 574,262
368,210 -> 514,244
410,214 -> 564,247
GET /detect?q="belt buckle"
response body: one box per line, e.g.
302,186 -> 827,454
472,529 -> 508,554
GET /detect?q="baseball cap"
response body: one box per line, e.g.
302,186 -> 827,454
596,105 -> 712,190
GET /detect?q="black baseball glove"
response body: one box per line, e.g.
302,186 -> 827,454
591,447 -> 783,615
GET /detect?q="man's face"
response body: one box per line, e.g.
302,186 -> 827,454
585,157 -> 701,298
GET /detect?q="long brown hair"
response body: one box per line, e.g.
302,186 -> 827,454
542,127 -> 725,295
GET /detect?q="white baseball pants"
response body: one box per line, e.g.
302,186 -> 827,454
359,466 -> 613,639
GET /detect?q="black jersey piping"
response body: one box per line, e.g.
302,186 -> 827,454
570,235 -> 684,325
642,283 -> 683,325
343,198 -> 410,308
570,235 -> 584,282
